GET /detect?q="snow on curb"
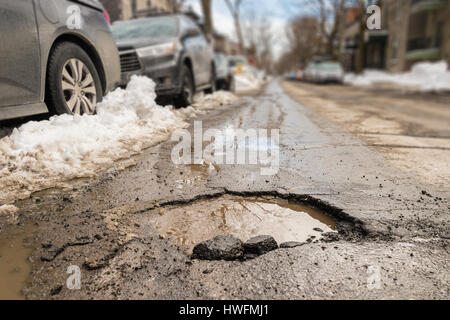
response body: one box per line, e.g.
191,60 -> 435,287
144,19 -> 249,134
0,204 -> 18,216
235,73 -> 263,92
0,76 -> 238,205
344,61 -> 450,92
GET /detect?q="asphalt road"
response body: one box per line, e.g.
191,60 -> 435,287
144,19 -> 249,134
2,81 -> 448,299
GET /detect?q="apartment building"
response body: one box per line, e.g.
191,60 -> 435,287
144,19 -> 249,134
99,0 -> 172,22
341,0 -> 450,72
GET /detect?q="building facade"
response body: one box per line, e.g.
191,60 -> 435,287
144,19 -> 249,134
341,0 -> 450,72
99,0 -> 172,22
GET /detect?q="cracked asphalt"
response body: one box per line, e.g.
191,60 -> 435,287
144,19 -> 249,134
1,81 -> 449,299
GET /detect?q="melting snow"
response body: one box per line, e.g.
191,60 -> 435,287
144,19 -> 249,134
0,204 -> 18,216
0,76 -> 238,205
345,61 -> 450,92
235,73 -> 263,92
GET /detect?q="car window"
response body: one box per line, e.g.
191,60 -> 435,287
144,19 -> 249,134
317,63 -> 343,71
112,16 -> 179,40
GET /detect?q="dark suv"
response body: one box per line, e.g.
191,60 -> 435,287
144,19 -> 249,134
112,14 -> 216,107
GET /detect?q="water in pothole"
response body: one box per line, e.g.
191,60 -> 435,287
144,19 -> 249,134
149,195 -> 336,252
0,225 -> 35,300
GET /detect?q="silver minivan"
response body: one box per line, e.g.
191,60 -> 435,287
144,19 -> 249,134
0,0 -> 121,120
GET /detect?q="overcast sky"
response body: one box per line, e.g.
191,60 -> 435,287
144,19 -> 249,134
184,0 -> 308,59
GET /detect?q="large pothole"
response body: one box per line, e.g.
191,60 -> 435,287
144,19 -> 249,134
148,194 -> 337,253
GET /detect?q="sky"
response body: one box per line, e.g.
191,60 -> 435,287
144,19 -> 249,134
183,0 -> 308,59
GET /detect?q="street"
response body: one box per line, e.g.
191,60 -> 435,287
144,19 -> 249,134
2,80 -> 448,299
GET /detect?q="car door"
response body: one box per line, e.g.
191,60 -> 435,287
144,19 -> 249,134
182,17 -> 208,86
196,33 -> 212,85
0,0 -> 41,107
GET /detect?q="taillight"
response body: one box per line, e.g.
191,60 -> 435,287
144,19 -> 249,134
102,10 -> 111,25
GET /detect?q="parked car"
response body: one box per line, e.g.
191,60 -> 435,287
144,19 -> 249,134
303,61 -> 344,83
228,56 -> 248,75
296,69 -> 304,81
214,53 -> 234,91
112,14 -> 216,107
0,0 -> 121,120
285,72 -> 298,81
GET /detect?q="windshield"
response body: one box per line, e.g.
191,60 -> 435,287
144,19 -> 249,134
112,17 -> 179,40
229,57 -> 246,67
317,63 -> 343,71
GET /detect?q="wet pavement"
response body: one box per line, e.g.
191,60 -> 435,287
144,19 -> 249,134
1,81 -> 449,299
0,225 -> 35,299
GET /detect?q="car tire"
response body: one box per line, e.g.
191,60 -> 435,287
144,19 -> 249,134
46,42 -> 103,115
228,76 -> 235,92
175,64 -> 194,108
205,65 -> 216,94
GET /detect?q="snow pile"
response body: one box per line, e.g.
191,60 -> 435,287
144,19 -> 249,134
234,72 -> 263,92
193,91 -> 238,111
0,204 -> 18,216
345,61 -> 450,92
0,76 -> 238,205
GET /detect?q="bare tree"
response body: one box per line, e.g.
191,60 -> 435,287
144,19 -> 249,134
224,0 -> 245,54
302,0 -> 348,59
201,0 -> 213,42
352,0 -> 377,74
286,16 -> 322,66
240,10 -> 274,73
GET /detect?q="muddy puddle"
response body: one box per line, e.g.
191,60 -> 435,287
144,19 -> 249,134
0,225 -> 35,300
149,195 -> 336,252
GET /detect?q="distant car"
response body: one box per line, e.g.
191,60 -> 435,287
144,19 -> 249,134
0,0 -> 121,120
112,14 -> 216,107
304,62 -> 344,83
214,53 -> 234,91
285,72 -> 297,81
296,69 -> 304,81
228,56 -> 248,75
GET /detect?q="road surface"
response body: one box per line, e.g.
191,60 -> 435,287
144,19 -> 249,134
1,81 -> 448,299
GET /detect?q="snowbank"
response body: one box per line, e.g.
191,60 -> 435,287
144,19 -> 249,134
345,61 -> 450,92
0,76 -> 238,205
0,204 -> 18,216
234,72 -> 263,93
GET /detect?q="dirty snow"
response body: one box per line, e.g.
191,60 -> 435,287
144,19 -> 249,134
0,204 -> 18,216
0,76 -> 238,205
345,61 -> 450,92
234,72 -> 263,92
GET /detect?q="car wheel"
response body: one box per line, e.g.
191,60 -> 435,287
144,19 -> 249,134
175,64 -> 194,108
46,42 -> 102,115
205,66 -> 216,94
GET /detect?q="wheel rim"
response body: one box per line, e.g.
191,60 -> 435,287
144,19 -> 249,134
61,58 -> 97,115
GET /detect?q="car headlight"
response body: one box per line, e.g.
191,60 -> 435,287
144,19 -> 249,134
136,42 -> 179,58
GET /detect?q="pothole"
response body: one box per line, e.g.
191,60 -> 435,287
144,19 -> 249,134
148,194 -> 337,253
0,225 -> 35,300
